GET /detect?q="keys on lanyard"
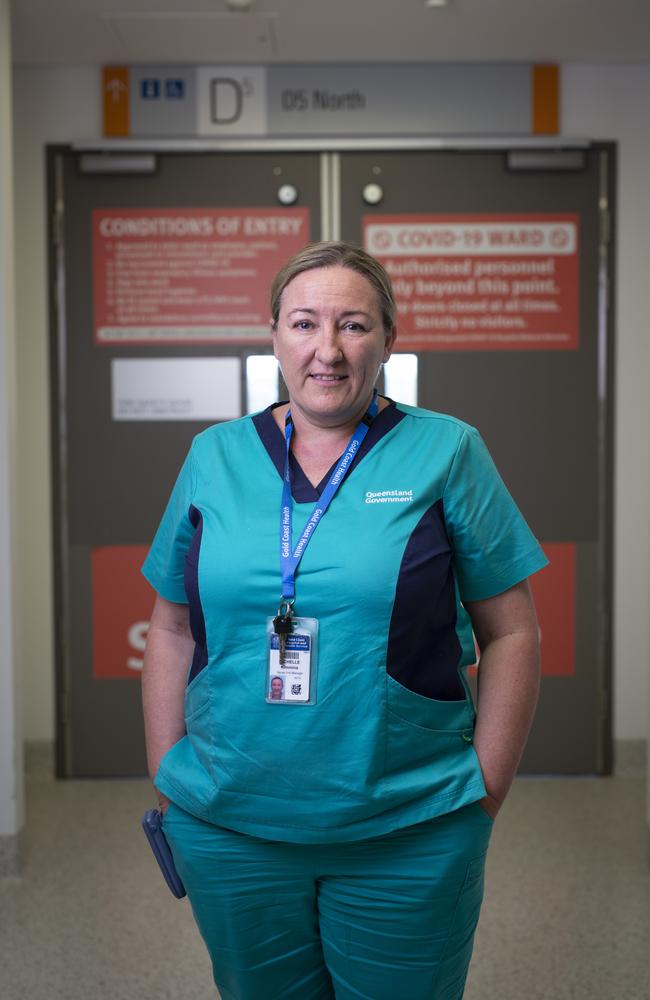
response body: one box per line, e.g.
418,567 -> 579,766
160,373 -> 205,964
273,599 -> 294,667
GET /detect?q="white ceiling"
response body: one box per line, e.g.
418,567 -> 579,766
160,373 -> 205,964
11,0 -> 650,66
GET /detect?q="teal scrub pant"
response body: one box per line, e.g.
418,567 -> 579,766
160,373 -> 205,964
162,801 -> 493,1000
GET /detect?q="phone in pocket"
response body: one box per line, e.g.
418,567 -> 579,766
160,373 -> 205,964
141,808 -> 186,899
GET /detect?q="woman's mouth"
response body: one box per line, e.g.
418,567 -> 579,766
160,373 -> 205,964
309,373 -> 347,382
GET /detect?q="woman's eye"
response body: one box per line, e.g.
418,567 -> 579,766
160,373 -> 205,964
342,322 -> 365,333
293,320 -> 314,331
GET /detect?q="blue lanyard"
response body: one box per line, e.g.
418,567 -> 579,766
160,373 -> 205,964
280,390 -> 379,604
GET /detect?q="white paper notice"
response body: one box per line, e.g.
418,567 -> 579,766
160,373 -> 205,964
111,358 -> 241,421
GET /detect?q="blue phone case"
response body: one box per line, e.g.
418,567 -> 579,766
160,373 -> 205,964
141,808 -> 186,899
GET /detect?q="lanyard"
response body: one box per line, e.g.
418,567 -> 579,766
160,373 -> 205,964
279,390 -> 379,603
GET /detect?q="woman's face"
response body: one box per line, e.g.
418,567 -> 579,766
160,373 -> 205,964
272,266 -> 396,429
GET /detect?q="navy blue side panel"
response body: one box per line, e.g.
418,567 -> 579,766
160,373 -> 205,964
184,504 -> 208,685
386,499 -> 464,701
252,400 -> 406,502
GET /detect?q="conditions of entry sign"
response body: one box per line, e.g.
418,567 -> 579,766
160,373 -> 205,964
364,213 -> 579,351
93,207 -> 310,344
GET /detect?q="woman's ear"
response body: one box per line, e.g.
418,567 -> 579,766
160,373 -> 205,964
383,326 -> 397,362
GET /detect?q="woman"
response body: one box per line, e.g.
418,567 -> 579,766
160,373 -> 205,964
142,241 -> 547,1000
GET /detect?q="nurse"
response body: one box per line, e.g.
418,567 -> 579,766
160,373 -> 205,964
142,240 -> 547,1000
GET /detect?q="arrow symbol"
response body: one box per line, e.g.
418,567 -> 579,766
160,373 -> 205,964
106,77 -> 127,103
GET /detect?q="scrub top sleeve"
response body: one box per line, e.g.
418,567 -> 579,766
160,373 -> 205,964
443,426 -> 548,602
141,446 -> 196,604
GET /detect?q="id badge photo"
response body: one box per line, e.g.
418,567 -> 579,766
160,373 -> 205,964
265,617 -> 319,705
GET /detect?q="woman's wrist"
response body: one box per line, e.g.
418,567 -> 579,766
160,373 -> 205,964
478,790 -> 503,820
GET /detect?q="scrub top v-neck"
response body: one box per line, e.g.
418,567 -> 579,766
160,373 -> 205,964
251,398 -> 406,503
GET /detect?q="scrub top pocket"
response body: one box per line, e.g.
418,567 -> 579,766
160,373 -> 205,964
384,674 -> 483,810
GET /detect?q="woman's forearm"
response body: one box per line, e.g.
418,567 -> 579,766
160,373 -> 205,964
141,598 -> 194,791
472,631 -> 540,810
465,580 -> 541,815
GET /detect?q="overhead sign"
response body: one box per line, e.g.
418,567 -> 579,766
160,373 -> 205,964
102,63 -> 553,138
93,207 -> 309,344
364,213 -> 579,351
267,64 -> 529,136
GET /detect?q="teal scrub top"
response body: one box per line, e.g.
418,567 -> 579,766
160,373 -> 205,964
142,401 -> 548,843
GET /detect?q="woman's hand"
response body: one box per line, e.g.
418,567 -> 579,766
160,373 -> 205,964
156,791 -> 172,815
465,579 -> 541,817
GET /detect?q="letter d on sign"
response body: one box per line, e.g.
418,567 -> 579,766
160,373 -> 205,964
211,78 -> 243,124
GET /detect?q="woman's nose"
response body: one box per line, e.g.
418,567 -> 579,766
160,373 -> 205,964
315,327 -> 343,365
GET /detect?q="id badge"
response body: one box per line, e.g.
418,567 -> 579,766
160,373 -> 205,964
265,617 -> 319,705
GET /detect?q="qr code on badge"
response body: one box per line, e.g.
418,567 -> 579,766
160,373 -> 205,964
291,683 -> 302,696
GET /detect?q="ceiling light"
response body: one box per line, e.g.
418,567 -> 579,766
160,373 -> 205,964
424,0 -> 449,7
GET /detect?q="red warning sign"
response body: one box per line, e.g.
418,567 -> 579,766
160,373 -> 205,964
93,207 -> 310,345
92,546 -> 154,680
364,214 -> 579,351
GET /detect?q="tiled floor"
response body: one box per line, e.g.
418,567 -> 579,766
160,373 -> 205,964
1,747 -> 648,1000
465,772 -> 650,1000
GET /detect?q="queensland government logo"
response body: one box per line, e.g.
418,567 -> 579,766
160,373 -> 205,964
365,489 -> 414,505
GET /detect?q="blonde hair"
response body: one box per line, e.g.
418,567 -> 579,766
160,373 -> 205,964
270,241 -> 396,335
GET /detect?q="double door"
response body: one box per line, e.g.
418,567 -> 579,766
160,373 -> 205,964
49,144 -> 613,776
